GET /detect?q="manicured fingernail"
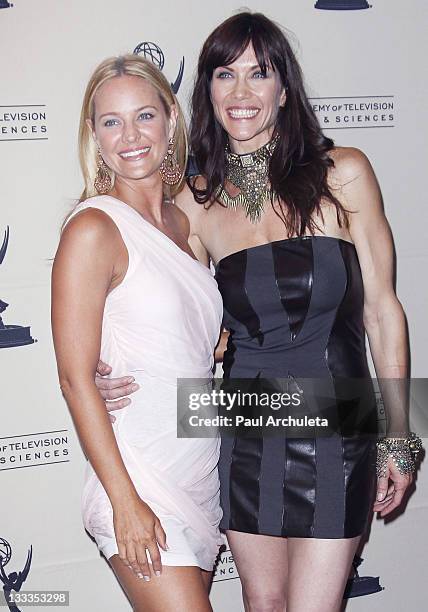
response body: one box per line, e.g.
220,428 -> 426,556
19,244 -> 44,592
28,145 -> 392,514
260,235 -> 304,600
377,493 -> 384,501
143,575 -> 151,582
137,572 -> 143,578
155,571 -> 161,577
127,377 -> 135,383
131,384 -> 140,392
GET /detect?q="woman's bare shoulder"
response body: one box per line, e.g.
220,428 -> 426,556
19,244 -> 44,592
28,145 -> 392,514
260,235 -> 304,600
328,146 -> 373,185
175,178 -> 207,219
59,207 -> 123,258
328,146 -> 382,216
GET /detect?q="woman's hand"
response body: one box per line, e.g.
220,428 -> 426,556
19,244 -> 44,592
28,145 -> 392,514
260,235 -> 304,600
95,360 -> 140,422
113,496 -> 168,581
373,455 -> 413,517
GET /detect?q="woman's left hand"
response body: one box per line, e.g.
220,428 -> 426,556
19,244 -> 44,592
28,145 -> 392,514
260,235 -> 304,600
373,455 -> 413,517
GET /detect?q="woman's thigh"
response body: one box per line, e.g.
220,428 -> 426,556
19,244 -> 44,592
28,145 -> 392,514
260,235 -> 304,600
109,555 -> 213,612
226,530 -> 288,612
286,536 -> 361,612
201,569 -> 213,593
226,530 -> 361,612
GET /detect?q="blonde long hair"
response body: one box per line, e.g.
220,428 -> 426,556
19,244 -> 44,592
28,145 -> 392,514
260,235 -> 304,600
78,54 -> 188,202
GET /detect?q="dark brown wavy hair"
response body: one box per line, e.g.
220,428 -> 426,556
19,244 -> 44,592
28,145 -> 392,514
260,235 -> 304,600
187,11 -> 346,236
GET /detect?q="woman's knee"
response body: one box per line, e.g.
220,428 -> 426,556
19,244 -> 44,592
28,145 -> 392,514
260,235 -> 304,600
241,581 -> 286,612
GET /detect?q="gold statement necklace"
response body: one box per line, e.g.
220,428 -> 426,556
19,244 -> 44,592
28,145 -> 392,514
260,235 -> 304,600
217,136 -> 278,223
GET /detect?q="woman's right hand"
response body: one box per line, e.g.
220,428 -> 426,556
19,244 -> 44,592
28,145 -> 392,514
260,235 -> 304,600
113,496 -> 168,581
95,360 -> 140,422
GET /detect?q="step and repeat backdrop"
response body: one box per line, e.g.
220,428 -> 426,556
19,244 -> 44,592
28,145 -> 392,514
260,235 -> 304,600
1,1 -> 427,610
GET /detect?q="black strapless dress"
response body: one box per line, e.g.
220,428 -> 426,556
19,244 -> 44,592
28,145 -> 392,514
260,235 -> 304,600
215,236 -> 378,539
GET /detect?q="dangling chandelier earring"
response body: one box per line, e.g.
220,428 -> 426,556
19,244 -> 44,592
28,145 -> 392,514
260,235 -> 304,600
159,137 -> 182,186
94,149 -> 112,194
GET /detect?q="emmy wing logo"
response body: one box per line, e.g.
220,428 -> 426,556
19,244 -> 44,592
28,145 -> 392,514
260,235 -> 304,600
134,41 -> 185,94
315,0 -> 371,9
0,227 -> 36,348
0,538 -> 32,612
0,1 -> 13,9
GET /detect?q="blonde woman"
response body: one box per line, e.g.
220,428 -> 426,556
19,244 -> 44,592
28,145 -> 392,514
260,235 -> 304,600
51,55 -> 223,612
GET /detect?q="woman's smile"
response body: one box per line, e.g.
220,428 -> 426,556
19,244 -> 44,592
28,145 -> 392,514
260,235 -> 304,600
226,106 -> 261,120
118,145 -> 151,161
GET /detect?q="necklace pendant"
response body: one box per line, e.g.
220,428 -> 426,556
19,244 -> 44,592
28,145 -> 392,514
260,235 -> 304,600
240,154 -> 254,168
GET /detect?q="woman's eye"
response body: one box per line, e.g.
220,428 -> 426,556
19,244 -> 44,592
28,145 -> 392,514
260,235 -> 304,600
252,71 -> 268,79
138,112 -> 154,120
104,118 -> 119,127
216,71 -> 233,79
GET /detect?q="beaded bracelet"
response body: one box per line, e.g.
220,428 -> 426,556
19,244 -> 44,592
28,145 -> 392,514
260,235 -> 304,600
376,432 -> 423,478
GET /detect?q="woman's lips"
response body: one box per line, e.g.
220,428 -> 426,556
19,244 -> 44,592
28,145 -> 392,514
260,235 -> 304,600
118,146 -> 151,160
226,107 -> 260,120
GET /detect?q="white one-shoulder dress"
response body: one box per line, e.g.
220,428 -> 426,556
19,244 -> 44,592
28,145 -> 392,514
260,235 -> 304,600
66,195 -> 223,570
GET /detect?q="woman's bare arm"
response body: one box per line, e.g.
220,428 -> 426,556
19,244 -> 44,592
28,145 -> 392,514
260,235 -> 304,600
333,147 -> 411,516
334,148 -> 408,383
52,209 -> 166,577
52,209 -> 135,503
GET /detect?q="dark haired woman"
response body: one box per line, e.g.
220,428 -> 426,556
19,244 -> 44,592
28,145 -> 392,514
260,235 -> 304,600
95,12 -> 420,611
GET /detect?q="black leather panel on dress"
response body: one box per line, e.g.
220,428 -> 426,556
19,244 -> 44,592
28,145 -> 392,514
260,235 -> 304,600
281,438 -> 316,536
325,241 -> 370,378
229,435 -> 263,533
215,249 -> 264,347
272,239 -> 313,342
216,237 -> 377,539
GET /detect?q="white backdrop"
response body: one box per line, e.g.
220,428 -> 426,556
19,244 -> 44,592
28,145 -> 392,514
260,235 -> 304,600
1,1 -> 427,610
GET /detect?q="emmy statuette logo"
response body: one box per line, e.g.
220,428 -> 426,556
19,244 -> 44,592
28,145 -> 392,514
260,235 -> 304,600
0,227 -> 36,348
134,41 -> 185,94
315,0 -> 371,9
0,538 -> 32,612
